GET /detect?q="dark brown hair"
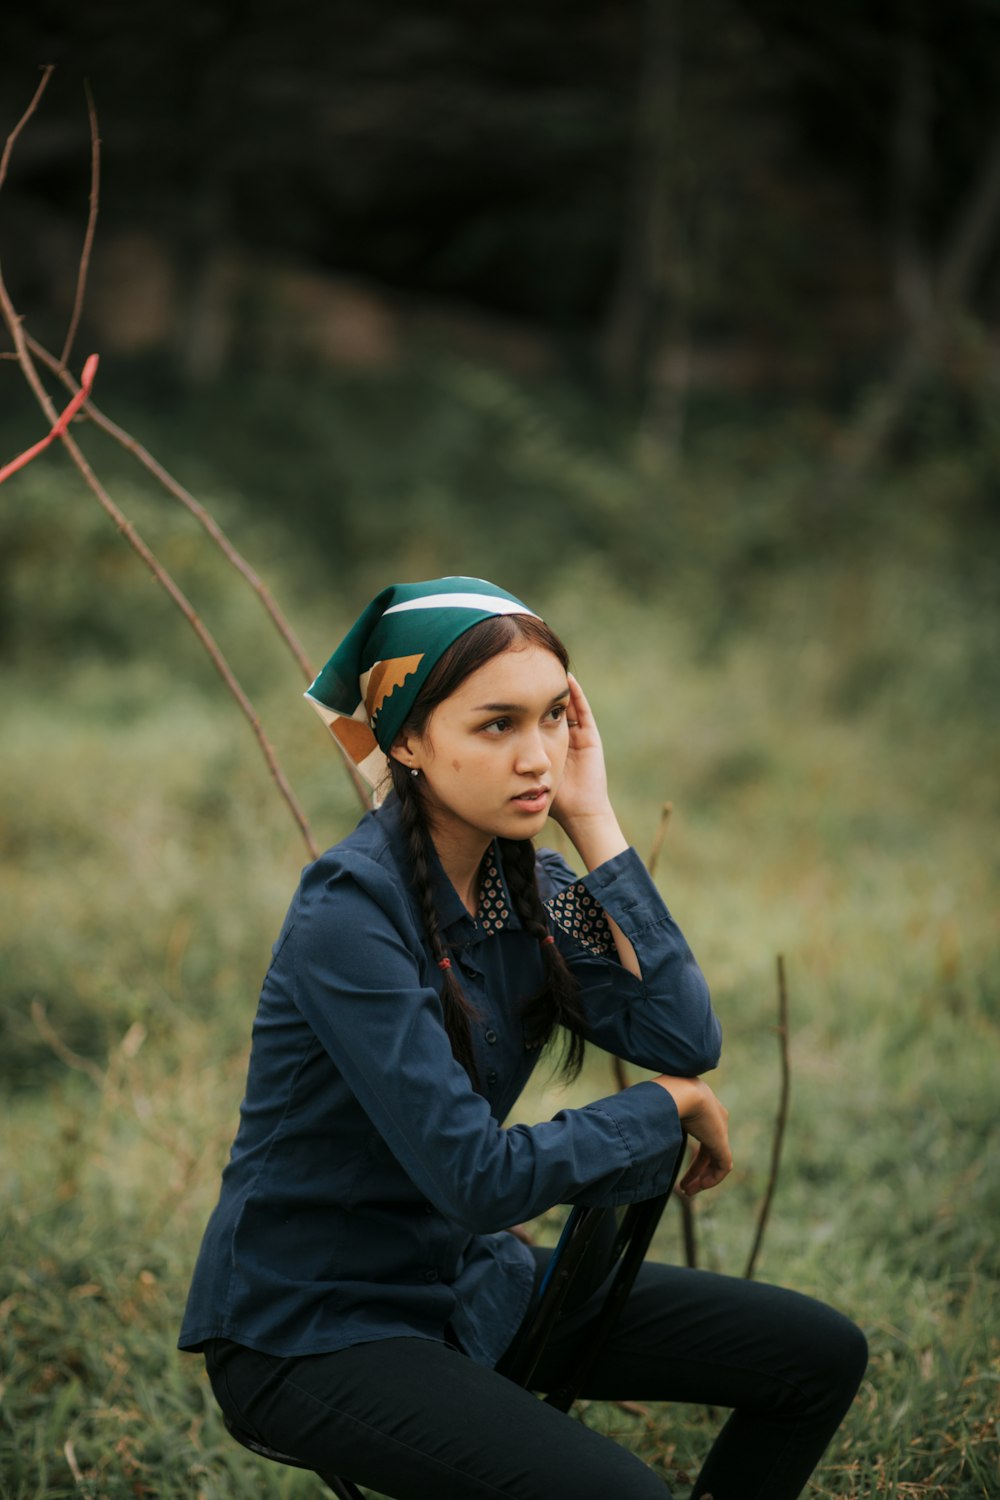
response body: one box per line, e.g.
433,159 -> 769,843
388,613 -> 587,1085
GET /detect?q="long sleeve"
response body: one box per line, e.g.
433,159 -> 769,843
290,852 -> 683,1233
538,846 -> 722,1076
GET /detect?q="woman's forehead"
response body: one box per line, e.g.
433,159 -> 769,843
451,644 -> 569,707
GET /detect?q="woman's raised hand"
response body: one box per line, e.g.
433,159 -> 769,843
651,1075 -> 733,1195
550,675 -> 613,831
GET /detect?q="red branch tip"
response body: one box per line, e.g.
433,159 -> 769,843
0,352 -> 99,486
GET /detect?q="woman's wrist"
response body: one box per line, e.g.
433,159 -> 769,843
556,807 -> 629,873
651,1075 -> 704,1120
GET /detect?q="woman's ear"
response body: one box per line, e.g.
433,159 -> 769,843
390,731 -> 421,773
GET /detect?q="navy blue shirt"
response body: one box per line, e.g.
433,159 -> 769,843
179,797 -> 721,1368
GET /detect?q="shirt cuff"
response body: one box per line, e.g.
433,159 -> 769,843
578,847 -> 674,942
575,1078 -> 684,1205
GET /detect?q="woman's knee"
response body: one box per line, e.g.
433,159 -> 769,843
826,1310 -> 868,1398
796,1301 -> 868,1418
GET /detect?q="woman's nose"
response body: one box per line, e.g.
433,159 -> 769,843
514,729 -> 550,775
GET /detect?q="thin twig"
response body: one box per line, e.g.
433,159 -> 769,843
27,334 -> 371,813
0,273 -> 319,856
59,80 -> 100,368
743,953 -> 791,1279
677,1190 -> 698,1269
5,75 -> 366,817
31,1000 -> 105,1087
0,352 -> 98,484
646,801 -> 672,878
0,66 -> 53,192
63,1441 -> 85,1487
27,337 -> 314,678
642,796 -> 696,1264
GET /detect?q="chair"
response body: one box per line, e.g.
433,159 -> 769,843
223,1140 -> 683,1495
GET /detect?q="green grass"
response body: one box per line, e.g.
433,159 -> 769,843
1,364 -> 998,1497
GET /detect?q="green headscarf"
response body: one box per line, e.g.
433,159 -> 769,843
305,577 -> 538,790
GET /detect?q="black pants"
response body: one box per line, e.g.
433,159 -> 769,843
204,1253 -> 867,1499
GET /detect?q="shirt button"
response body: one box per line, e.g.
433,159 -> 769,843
423,1269 -> 439,1283
484,1028 -> 498,1045
486,1069 -> 498,1086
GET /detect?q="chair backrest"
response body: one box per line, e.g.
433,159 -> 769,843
499,1188 -> 672,1409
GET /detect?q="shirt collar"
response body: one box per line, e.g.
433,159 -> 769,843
377,795 -> 520,937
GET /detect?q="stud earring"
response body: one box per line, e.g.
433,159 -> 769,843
410,767 -> 419,778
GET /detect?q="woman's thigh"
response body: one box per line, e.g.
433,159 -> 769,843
536,1259 -> 868,1418
206,1335 -> 672,1500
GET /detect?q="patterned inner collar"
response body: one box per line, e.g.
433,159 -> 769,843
477,847 -> 513,934
439,831 -> 615,960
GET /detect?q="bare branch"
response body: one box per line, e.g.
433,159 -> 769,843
0,270 -> 319,858
743,953 -> 791,1279
31,1000 -> 105,1087
26,333 -> 372,814
0,352 -> 97,484
646,800 -> 672,878
0,66 -> 53,193
59,80 -> 100,369
63,1441 -> 85,1487
26,336 -> 314,678
828,111 -> 1000,493
677,1189 -> 698,1269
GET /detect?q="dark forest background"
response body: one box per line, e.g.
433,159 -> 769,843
5,1 -> 1000,438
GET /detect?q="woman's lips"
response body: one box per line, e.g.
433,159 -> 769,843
511,787 -> 549,809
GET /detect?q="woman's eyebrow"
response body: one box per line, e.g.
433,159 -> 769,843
472,689 -> 571,713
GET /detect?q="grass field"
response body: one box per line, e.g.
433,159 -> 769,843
1,367 -> 998,1497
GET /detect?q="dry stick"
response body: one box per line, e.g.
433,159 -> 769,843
646,800 -> 672,879
32,339 -> 314,679
639,796 -> 698,1267
0,275 -> 319,858
63,1441 -> 85,1487
0,352 -> 97,483
30,1000 -> 106,1088
16,80 -> 364,810
0,66 -> 53,191
27,336 -> 374,816
2,78 -> 362,832
743,953 -> 791,1280
59,80 -> 100,369
609,808 -> 671,1089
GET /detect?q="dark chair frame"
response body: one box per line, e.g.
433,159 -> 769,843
223,1139 -> 684,1495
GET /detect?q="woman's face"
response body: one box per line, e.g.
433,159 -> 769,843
395,643 -> 571,851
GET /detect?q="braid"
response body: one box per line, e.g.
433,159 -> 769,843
391,761 -> 481,1081
498,837 -> 587,1083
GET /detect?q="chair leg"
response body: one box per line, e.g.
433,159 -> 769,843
311,1474 -> 363,1500
320,1473 -> 367,1500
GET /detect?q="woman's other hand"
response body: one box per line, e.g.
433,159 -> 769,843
651,1075 -> 732,1195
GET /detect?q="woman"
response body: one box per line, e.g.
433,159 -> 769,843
180,576 -> 867,1499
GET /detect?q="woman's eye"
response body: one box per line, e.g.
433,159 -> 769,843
483,717 -> 512,735
546,704 -> 567,723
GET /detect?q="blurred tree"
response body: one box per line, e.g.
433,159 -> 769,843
2,0 -> 999,422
